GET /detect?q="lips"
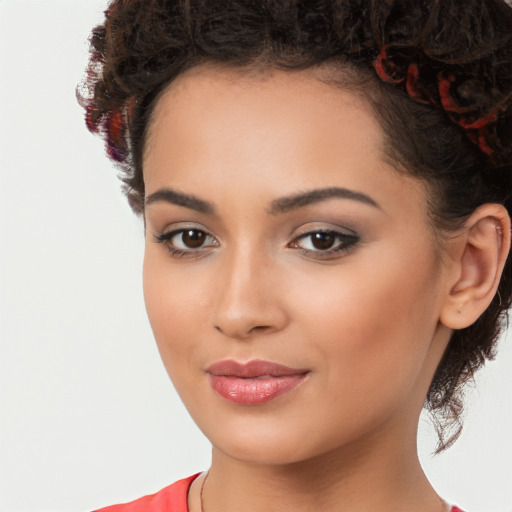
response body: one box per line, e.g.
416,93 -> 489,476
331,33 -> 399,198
206,360 -> 309,405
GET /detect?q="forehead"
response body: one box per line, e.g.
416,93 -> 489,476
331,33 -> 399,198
143,65 -> 429,225
148,64 -> 382,138
146,66 -> 382,178
146,65 -> 383,155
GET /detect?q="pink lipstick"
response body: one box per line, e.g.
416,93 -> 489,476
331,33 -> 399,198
206,360 -> 309,405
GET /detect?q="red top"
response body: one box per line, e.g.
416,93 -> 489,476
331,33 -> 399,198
93,474 -> 465,512
92,474 -> 200,512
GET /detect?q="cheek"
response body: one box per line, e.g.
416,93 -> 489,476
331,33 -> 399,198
288,245 -> 442,391
142,252 -> 205,374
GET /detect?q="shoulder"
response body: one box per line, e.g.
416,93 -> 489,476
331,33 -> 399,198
92,473 -> 200,512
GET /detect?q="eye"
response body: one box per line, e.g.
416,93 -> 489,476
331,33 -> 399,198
304,232 -> 338,250
172,229 -> 208,249
154,228 -> 218,256
289,230 -> 359,257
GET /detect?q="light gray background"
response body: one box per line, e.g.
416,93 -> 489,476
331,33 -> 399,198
0,1 -> 511,511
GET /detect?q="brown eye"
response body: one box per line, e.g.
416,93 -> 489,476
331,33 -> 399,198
310,232 -> 335,250
155,227 -> 218,255
289,229 -> 359,258
181,229 -> 206,248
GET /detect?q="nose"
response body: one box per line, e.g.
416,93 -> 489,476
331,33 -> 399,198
212,250 -> 289,340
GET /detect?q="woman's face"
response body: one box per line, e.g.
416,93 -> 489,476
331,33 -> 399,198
142,66 -> 453,465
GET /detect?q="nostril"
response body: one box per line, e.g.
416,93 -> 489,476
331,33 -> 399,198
213,323 -> 272,338
249,325 -> 270,333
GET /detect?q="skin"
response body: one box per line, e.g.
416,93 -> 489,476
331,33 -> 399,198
141,65 -> 509,512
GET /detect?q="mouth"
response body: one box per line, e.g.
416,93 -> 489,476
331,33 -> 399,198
205,359 -> 310,405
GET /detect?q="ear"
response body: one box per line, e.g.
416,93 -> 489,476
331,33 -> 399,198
440,204 -> 511,330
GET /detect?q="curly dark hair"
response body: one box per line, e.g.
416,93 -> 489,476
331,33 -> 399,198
78,0 -> 512,451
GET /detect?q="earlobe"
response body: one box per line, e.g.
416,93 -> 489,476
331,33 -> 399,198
440,204 -> 511,330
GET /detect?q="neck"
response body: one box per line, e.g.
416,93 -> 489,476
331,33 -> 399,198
200,422 -> 445,512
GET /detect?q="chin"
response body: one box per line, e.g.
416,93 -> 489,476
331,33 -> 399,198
201,415 -> 351,467
217,438 -> 314,466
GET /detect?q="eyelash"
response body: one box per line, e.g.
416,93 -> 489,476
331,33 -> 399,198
154,228 -> 360,259
289,230 -> 360,259
154,229 -> 218,258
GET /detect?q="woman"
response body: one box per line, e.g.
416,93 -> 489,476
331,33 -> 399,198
79,0 -> 512,511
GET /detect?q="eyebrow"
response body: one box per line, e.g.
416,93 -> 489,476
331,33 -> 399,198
145,188 -> 215,214
144,186 -> 379,216
268,187 -> 380,214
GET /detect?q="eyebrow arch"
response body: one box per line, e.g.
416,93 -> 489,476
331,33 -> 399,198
145,188 -> 216,214
268,187 -> 380,215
